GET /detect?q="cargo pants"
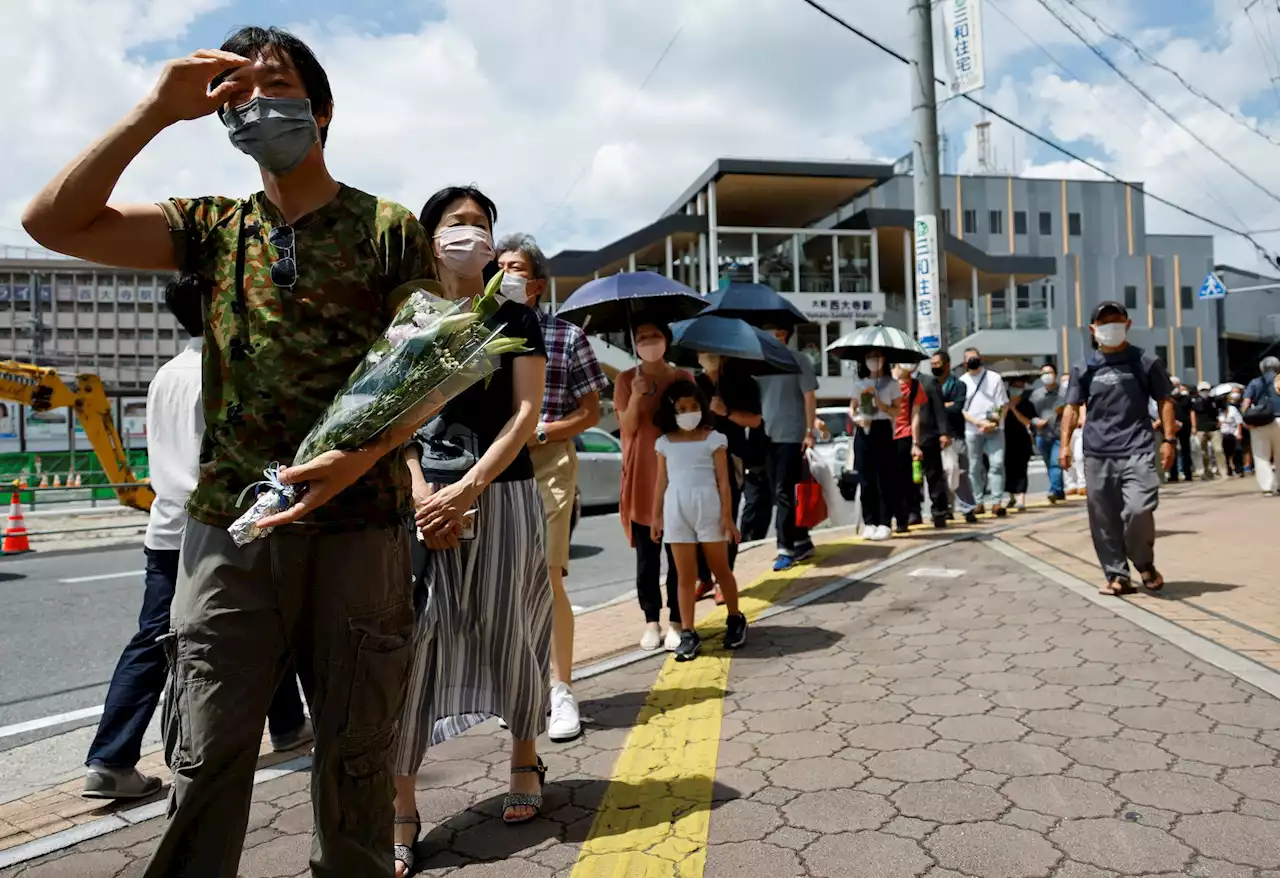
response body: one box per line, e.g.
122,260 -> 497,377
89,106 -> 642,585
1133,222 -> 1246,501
143,520 -> 414,878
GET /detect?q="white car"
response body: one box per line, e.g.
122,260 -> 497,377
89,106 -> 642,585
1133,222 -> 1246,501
570,426 -> 622,534
814,405 -> 855,473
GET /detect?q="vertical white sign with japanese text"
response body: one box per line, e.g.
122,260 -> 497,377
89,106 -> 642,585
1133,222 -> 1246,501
943,0 -> 986,97
914,215 -> 943,354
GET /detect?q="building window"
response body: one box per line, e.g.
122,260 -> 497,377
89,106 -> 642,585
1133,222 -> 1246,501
1155,345 -> 1169,366
963,209 -> 977,234
159,328 -> 175,339
118,328 -> 136,340
1153,285 -> 1166,309
1068,212 -> 1082,236
1039,212 -> 1052,235
1014,211 -> 1027,235
942,209 -> 952,232
1183,345 -> 1197,368
1180,285 -> 1194,309
1123,285 -> 1138,310
140,328 -> 155,340
989,210 -> 1003,234
1016,284 -> 1030,308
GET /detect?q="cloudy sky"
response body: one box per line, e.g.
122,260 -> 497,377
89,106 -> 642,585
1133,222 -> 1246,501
5,0 -> 1280,272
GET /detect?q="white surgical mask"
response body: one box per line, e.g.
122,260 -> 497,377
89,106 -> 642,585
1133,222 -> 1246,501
1041,374 -> 1057,387
675,411 -> 703,431
499,273 -> 528,303
435,225 -> 494,278
1093,323 -> 1127,348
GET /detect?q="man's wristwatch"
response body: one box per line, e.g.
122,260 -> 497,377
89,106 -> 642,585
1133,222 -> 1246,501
536,426 -> 549,445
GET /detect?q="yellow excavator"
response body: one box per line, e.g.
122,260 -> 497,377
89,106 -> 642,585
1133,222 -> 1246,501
0,360 -> 154,512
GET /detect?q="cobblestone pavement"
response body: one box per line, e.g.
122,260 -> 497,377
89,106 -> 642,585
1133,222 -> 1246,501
7,537 -> 1280,878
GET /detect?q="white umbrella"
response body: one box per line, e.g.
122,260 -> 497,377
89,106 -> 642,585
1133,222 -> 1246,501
1211,382 -> 1244,398
826,324 -> 928,363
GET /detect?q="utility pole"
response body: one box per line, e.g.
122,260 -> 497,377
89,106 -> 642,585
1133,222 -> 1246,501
909,0 -> 947,354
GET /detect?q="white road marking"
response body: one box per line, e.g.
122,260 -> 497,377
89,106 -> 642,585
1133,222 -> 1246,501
0,706 -> 104,740
57,570 -> 144,584
908,567 -> 967,578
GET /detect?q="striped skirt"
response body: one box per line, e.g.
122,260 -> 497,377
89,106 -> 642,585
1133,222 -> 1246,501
394,478 -> 553,775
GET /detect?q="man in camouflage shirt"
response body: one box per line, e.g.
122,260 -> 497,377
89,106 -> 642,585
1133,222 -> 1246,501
23,27 -> 432,877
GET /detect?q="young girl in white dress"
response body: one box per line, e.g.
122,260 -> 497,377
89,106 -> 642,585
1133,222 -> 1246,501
651,380 -> 747,661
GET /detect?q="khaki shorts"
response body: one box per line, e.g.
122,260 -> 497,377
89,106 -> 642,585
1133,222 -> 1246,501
530,439 -> 578,575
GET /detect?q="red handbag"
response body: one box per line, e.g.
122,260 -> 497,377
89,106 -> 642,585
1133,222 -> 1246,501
795,457 -> 828,529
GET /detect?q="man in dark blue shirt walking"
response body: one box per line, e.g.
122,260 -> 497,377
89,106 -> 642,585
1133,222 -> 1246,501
1062,301 -> 1175,596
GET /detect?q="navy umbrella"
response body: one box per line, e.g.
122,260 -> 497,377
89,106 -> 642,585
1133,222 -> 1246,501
671,315 -> 801,374
700,282 -> 809,328
555,271 -> 708,334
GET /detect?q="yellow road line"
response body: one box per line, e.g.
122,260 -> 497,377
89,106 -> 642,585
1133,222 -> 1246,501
570,544 -> 845,877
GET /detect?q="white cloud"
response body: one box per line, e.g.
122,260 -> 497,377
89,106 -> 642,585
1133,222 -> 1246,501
6,0 -> 1280,276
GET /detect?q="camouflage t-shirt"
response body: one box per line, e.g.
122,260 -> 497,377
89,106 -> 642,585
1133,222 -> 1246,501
160,185 -> 436,530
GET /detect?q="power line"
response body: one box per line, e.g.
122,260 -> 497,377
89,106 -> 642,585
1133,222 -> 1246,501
1239,0 -> 1280,112
1033,0 -> 1280,210
535,22 -> 685,238
795,0 -> 1280,269
1054,0 -> 1280,148
985,0 -> 1250,231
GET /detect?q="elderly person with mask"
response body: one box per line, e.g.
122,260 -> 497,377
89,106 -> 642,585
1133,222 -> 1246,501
496,234 -> 610,743
1241,355 -> 1280,496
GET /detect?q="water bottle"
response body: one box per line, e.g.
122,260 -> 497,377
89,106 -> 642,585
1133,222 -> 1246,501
912,459 -> 923,485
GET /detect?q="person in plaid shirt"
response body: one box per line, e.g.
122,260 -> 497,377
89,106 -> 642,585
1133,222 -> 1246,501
497,234 -> 610,742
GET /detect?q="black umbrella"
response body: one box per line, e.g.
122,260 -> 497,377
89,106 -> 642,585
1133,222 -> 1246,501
671,315 -> 800,374
555,271 -> 708,334
699,283 -> 809,329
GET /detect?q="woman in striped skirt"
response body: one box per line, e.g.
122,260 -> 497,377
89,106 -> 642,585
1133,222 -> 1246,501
392,187 -> 553,877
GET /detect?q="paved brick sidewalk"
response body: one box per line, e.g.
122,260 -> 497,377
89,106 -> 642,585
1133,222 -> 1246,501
7,537 -> 1280,877
1004,477 -> 1280,671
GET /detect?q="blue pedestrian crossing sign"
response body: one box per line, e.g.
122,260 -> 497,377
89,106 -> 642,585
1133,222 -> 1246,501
1198,273 -> 1227,300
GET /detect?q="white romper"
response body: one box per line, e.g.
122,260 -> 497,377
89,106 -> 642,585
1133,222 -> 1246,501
656,430 -> 730,544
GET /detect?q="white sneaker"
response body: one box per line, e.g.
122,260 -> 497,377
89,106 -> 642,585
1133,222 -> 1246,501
665,626 -> 683,651
640,624 -> 662,651
873,525 -> 892,541
861,525 -> 876,540
548,682 -> 581,742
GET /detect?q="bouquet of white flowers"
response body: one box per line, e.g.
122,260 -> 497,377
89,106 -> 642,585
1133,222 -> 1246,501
229,274 -> 526,546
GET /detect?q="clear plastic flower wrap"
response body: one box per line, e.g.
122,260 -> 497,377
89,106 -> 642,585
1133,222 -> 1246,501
229,276 -> 527,545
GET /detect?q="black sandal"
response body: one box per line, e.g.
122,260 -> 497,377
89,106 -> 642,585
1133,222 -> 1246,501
1139,567 -> 1164,592
1099,578 -> 1135,597
393,812 -> 420,876
503,758 -> 547,825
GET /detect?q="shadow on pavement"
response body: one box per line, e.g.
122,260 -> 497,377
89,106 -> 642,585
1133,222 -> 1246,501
579,687 -> 724,730
1156,580 -> 1242,599
568,543 -> 603,560
412,776 -> 741,866
1153,529 -> 1199,539
808,544 -> 894,569
735,624 -> 844,657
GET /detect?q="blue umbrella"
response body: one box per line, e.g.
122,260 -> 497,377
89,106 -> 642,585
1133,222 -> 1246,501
671,315 -> 800,374
556,271 -> 708,334
700,282 -> 809,328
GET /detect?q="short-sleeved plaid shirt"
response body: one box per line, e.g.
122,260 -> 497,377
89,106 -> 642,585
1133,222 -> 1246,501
539,310 -> 610,423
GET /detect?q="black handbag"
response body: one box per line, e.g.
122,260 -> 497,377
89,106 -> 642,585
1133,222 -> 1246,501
837,437 -> 859,501
1243,396 -> 1276,428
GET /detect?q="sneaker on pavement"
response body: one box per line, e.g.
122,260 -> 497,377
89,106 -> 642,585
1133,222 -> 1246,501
664,626 -> 683,651
548,682 -> 581,742
773,555 -> 796,571
870,525 -> 892,541
964,511 -> 979,524
932,517 -> 948,529
907,513 -> 922,527
270,718 -> 314,753
724,613 -> 748,649
640,624 -> 662,651
994,507 -> 1008,518
83,765 -> 162,800
674,630 -> 702,662
860,525 -> 876,540
794,545 -> 816,563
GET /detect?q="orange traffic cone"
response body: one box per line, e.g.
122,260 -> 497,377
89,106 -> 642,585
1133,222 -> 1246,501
73,473 -> 82,488
38,474 -> 48,489
52,474 -> 61,488
3,493 -> 30,555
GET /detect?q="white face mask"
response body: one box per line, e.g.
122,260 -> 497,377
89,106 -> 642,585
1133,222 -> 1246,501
866,357 -> 884,373
1041,374 -> 1057,387
675,411 -> 703,431
435,225 -> 494,277
1093,323 -> 1127,348
499,273 -> 528,304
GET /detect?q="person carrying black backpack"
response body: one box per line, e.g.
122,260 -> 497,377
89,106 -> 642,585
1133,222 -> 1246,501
1061,301 -> 1175,596
1241,355 -> 1280,496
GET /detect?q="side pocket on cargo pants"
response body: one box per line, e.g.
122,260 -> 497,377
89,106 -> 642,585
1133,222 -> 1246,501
338,601 -> 415,832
